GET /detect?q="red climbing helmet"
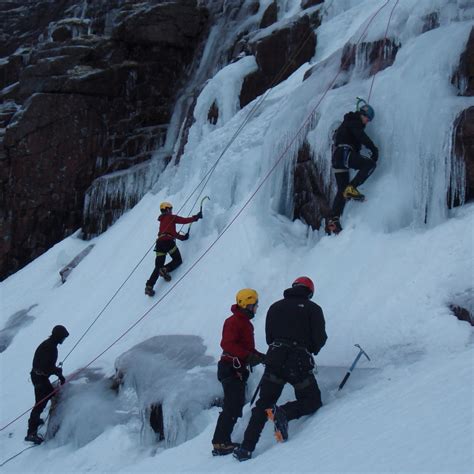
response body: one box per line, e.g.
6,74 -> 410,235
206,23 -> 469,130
292,276 -> 314,298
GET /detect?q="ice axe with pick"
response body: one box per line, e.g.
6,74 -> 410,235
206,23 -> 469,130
338,344 -> 371,391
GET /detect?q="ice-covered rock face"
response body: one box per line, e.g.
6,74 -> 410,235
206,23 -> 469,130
114,335 -> 220,447
2,0 -> 473,281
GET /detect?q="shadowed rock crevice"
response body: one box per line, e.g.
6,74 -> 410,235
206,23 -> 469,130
451,107 -> 474,206
450,304 -> 473,326
452,26 -> 474,96
293,141 -> 332,230
448,289 -> 473,326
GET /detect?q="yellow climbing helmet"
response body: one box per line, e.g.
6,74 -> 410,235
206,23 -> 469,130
160,201 -> 173,212
236,288 -> 258,309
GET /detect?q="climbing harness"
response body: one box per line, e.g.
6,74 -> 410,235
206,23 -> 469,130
221,352 -> 242,370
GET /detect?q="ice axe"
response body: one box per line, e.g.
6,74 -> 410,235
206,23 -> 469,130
250,377 -> 263,406
338,344 -> 371,391
186,195 -> 210,236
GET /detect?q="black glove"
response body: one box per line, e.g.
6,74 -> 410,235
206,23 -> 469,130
55,366 -> 63,377
371,148 -> 379,162
181,232 -> 189,241
59,375 -> 66,385
246,352 -> 265,367
194,210 -> 203,220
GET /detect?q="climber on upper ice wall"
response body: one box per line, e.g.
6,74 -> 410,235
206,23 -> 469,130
145,201 -> 202,296
326,99 -> 378,234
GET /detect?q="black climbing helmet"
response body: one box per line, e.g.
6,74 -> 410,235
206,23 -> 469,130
52,325 -> 69,341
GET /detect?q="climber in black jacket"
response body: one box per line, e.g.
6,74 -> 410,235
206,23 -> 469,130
327,101 -> 378,234
25,325 -> 69,444
234,277 -> 327,461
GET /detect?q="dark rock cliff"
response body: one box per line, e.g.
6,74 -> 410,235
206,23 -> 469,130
0,0 -> 208,279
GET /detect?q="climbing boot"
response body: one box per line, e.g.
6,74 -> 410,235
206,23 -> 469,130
325,217 -> 342,235
212,442 -> 239,456
233,446 -> 252,462
343,185 -> 365,201
266,405 -> 288,442
25,432 -> 44,445
159,267 -> 172,282
145,285 -> 155,297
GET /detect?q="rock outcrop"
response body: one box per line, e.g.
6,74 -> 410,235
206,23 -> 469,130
450,28 -> 474,207
452,107 -> 474,205
301,0 -> 324,9
452,26 -> 474,96
304,35 -> 400,85
240,14 -> 317,108
340,38 -> 400,77
293,141 -> 332,230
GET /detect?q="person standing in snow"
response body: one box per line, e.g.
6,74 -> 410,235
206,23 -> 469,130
25,325 -> 69,444
326,101 -> 378,234
211,289 -> 265,456
145,201 -> 203,296
233,277 -> 327,461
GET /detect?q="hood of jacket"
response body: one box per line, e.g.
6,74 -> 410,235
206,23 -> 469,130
283,285 -> 312,299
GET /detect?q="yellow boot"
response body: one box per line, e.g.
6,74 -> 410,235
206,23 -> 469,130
343,185 -> 365,201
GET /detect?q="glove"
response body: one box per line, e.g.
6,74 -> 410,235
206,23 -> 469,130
55,366 -> 63,377
194,210 -> 203,220
59,375 -> 66,385
371,148 -> 379,162
181,232 -> 189,241
246,352 -> 265,367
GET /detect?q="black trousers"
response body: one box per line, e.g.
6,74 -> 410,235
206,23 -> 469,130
331,148 -> 376,218
146,239 -> 182,288
240,347 -> 322,452
28,373 -> 54,435
212,361 -> 249,444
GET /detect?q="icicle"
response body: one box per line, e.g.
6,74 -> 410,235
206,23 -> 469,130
83,159 -> 165,238
447,123 -> 466,209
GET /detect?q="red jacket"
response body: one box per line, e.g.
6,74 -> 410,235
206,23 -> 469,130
220,304 -> 259,367
158,213 -> 197,241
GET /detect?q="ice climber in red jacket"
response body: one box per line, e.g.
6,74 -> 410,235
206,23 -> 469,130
211,288 -> 265,456
145,201 -> 202,296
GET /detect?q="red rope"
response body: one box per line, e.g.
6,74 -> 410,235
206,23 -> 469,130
0,0 -> 391,433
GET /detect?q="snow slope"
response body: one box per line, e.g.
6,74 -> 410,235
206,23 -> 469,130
1,1 -> 473,472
